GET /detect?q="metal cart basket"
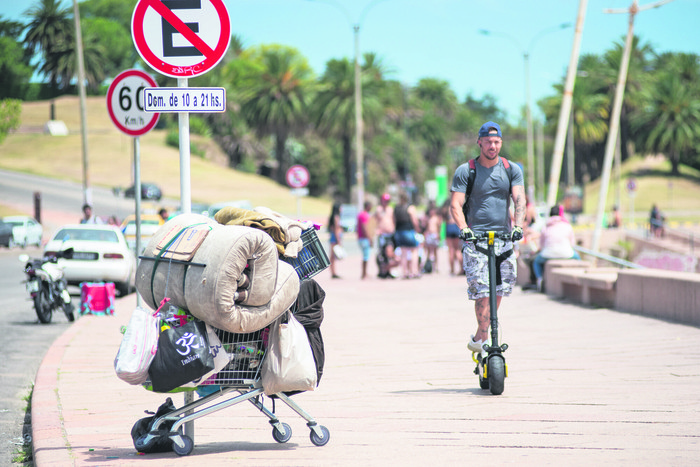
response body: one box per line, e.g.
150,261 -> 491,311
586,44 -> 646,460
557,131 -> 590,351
132,226 -> 330,456
133,326 -> 330,456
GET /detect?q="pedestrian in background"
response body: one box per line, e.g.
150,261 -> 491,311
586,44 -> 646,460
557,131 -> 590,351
328,202 -> 343,279
375,193 -> 398,279
357,200 -> 374,280
422,203 -> 442,273
393,192 -> 421,279
532,205 -> 580,292
80,204 -> 103,224
442,199 -> 463,275
159,208 -> 169,222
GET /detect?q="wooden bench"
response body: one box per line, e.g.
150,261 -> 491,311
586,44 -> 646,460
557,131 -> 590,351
550,268 -> 619,308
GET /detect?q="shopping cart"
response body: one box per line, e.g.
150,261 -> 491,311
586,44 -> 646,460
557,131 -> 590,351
132,226 -> 330,456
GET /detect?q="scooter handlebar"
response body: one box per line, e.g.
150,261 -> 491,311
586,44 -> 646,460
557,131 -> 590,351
468,231 -> 513,244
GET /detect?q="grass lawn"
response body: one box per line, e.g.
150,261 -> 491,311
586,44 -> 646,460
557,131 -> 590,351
2,96 -> 330,220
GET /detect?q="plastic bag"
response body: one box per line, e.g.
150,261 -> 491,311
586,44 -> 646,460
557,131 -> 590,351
261,312 -> 317,396
114,307 -> 160,385
131,397 -> 177,453
332,244 -> 346,260
178,324 -> 231,388
148,319 -> 215,393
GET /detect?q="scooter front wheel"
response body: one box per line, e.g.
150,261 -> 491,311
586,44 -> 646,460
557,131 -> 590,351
487,355 -> 506,395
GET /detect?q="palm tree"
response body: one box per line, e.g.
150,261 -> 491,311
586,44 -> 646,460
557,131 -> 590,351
409,78 -> 457,166
234,45 -> 316,184
631,53 -> 700,175
41,27 -> 106,92
311,58 -> 355,197
23,0 -> 73,91
310,53 -> 385,200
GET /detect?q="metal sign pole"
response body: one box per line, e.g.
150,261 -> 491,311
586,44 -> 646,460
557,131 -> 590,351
178,78 -> 192,214
133,136 -> 142,308
177,77 -> 194,437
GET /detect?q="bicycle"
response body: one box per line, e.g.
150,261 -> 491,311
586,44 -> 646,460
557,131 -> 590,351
467,231 -> 516,395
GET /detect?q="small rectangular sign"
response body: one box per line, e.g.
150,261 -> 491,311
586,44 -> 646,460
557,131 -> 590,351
143,87 -> 226,113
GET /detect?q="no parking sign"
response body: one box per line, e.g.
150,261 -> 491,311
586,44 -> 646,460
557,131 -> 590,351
131,0 -> 231,78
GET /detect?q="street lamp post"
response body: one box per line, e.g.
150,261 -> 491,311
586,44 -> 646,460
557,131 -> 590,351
479,23 -> 571,205
306,0 -> 388,211
590,0 -> 674,253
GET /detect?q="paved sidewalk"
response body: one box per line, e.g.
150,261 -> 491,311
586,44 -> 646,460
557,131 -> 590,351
32,247 -> 700,466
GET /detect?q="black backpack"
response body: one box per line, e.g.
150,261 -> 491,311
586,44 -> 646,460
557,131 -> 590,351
461,156 -> 514,224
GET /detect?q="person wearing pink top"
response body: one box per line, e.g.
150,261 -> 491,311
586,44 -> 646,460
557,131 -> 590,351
357,201 -> 374,279
532,205 -> 580,291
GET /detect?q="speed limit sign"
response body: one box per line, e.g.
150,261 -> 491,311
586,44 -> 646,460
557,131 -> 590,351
106,69 -> 160,136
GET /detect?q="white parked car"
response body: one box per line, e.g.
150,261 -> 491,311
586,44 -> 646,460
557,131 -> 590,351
3,216 -> 43,247
44,224 -> 136,296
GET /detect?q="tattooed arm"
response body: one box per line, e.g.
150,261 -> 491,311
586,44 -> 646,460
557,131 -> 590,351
511,185 -> 526,228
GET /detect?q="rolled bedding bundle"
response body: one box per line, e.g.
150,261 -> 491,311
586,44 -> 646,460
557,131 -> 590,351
197,260 -> 300,333
136,213 -> 284,331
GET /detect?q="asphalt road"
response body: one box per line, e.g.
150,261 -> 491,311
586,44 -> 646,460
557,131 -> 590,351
0,169 -> 178,230
0,246 -> 79,465
0,170 -> 165,465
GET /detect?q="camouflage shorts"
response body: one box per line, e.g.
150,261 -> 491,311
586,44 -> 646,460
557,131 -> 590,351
462,241 -> 517,300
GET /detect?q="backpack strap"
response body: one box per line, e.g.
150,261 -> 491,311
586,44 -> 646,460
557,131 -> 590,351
462,156 -> 515,226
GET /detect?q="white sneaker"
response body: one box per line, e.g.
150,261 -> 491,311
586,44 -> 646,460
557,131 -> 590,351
468,335 -> 485,353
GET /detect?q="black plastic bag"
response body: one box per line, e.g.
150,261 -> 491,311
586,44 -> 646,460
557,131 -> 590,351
131,397 -> 176,453
148,319 -> 214,393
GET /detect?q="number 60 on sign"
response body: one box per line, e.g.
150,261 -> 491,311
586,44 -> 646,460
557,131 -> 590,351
106,69 -> 160,136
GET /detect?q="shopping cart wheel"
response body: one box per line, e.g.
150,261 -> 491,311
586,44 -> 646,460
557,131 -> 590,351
309,425 -> 330,446
272,423 -> 292,443
171,434 -> 194,456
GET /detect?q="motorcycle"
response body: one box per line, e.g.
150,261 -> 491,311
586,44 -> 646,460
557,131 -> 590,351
19,248 -> 76,324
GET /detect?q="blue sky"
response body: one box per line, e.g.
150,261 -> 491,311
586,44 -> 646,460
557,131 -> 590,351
3,0 -> 699,124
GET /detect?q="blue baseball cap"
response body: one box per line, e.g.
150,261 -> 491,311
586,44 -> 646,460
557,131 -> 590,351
478,121 -> 502,138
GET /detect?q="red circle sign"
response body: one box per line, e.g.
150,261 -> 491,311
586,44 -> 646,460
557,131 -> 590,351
131,0 -> 231,78
106,69 -> 160,136
286,165 -> 310,188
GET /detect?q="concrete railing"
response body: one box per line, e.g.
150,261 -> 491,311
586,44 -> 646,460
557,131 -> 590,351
616,269 -> 700,326
542,259 -> 700,327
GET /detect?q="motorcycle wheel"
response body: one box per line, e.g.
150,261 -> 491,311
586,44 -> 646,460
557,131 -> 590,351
63,302 -> 76,322
34,284 -> 53,324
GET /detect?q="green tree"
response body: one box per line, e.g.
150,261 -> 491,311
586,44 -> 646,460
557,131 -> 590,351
23,0 -> 73,91
80,0 -> 137,31
0,18 -> 34,99
310,54 -> 385,201
40,26 -> 107,93
82,17 -> 132,79
631,53 -> 700,175
408,78 -> 457,166
233,44 -> 315,185
0,99 -> 21,143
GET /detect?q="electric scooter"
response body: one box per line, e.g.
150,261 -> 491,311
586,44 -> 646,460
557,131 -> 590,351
469,231 -> 515,395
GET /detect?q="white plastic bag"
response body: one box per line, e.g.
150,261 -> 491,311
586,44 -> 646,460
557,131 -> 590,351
261,312 -> 317,396
114,307 -> 160,385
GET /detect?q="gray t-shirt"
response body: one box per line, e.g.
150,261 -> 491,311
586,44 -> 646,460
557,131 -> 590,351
450,158 -> 524,233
